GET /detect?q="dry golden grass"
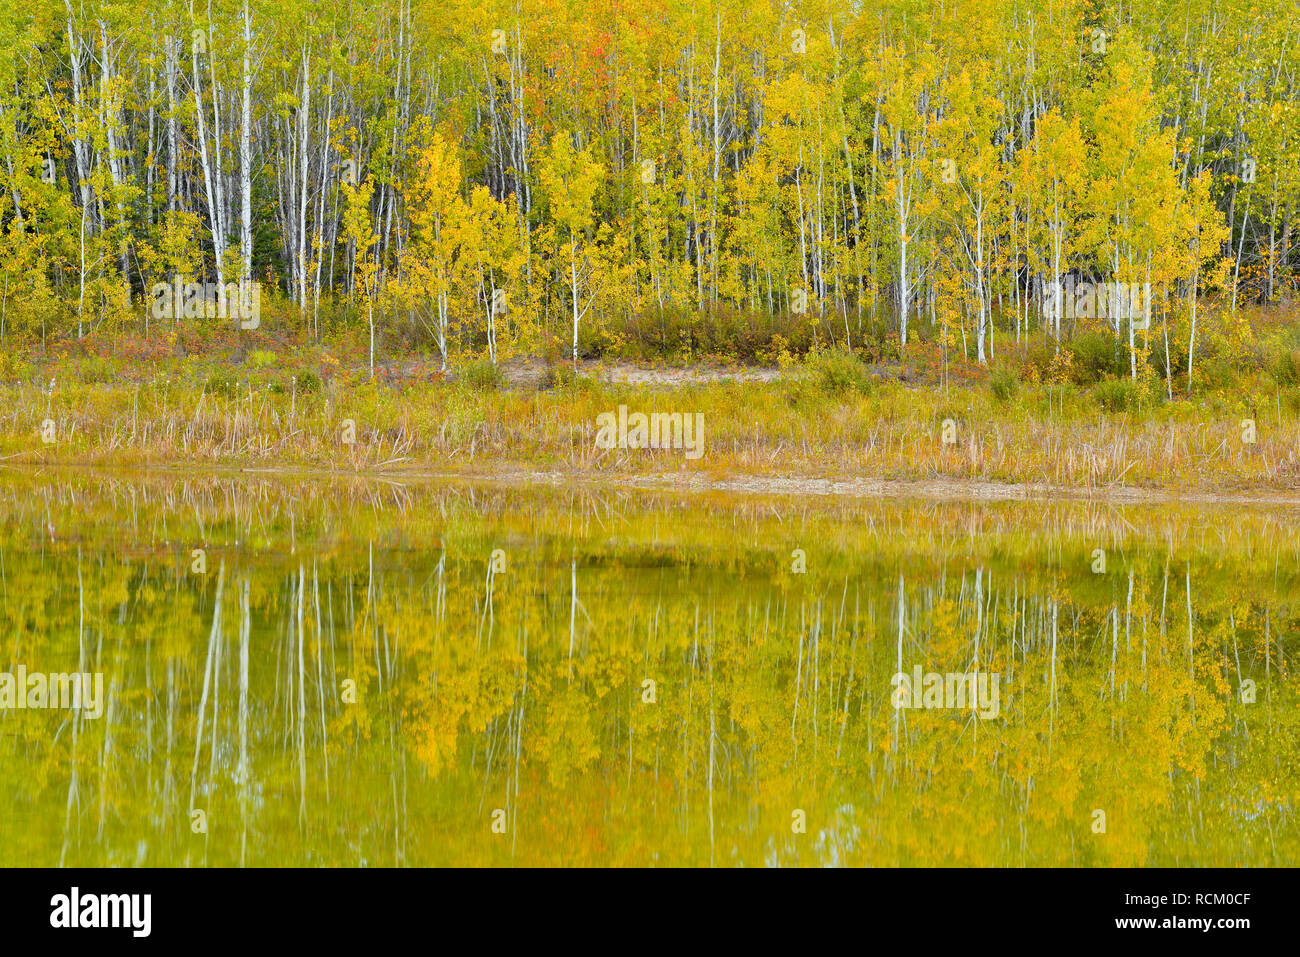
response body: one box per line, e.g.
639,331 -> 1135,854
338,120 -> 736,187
1,368 -> 1297,495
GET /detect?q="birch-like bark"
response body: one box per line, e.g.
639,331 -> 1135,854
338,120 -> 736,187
239,0 -> 254,292
192,18 -> 226,285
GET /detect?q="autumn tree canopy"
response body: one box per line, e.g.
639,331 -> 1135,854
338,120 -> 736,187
0,0 -> 1295,370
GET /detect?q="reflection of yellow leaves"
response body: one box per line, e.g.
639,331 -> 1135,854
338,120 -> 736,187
407,647 -> 522,777
5,487 -> 1300,867
531,682 -> 601,788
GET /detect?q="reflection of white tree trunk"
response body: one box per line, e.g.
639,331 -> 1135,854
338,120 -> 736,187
792,603 -> 804,742
208,575 -> 223,790
1048,599 -> 1057,752
708,702 -> 715,867
1186,566 -> 1196,726
145,626 -> 154,798
297,564 -> 308,827
436,548 -> 446,624
568,555 -> 577,680
836,592 -> 859,762
368,542 -> 381,696
189,561 -> 224,815
512,615 -> 527,860
1109,605 -> 1118,736
479,554 -> 496,652
238,578 -> 250,866
973,570 -> 983,728
313,563 -> 329,802
60,551 -> 86,867
97,674 -> 114,841
164,660 -> 175,825
812,601 -> 821,765
893,575 -> 904,757
1125,572 -> 1134,703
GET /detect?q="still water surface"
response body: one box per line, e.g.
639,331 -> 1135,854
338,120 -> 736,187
0,474 -> 1296,866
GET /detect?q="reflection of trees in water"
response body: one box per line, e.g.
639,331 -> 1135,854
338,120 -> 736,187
0,477 -> 1296,866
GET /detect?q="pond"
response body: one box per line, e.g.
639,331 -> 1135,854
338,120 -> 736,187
0,473 -> 1296,866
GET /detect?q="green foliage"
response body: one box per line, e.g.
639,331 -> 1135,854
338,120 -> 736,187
459,359 -> 504,391
1094,377 -> 1141,412
537,363 -> 576,391
0,0 -> 1289,392
75,355 -> 117,384
204,373 -> 241,400
806,348 -> 874,396
1148,333 -> 1189,381
0,351 -> 36,384
1067,332 -> 1127,385
248,349 -> 277,369
990,368 -> 1020,402
295,369 -> 323,394
1270,349 -> 1300,387
619,307 -> 815,365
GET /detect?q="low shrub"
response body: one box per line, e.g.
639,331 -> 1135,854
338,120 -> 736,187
459,359 -> 504,391
1067,331 -> 1126,384
990,368 -> 1020,402
806,347 -> 873,395
1094,377 -> 1141,412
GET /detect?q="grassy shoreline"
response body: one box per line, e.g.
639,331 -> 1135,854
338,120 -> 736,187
2,353 -> 1298,496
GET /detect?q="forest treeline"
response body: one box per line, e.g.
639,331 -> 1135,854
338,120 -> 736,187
0,0 -> 1296,376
